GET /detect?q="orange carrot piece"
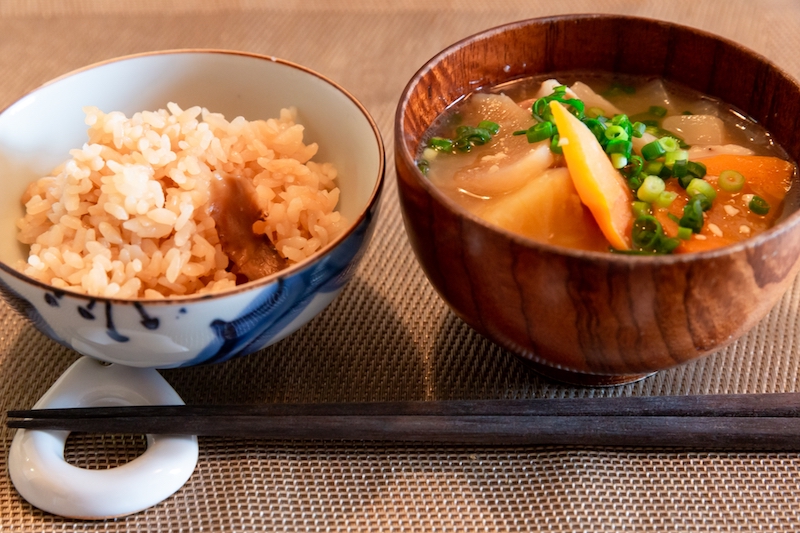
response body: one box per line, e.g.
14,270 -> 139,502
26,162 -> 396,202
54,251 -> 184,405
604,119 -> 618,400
549,101 -> 633,250
697,154 -> 793,202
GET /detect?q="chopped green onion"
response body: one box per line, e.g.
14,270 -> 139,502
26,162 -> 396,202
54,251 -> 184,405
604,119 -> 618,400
641,140 -> 666,161
649,105 -> 668,117
454,125 -> 494,151
429,137 -> 454,152
610,153 -> 627,169
646,126 -> 690,148
582,118 -> 607,144
432,120 -> 502,153
658,137 -> 680,153
587,107 -> 605,118
605,125 -> 629,142
677,173 -> 694,189
749,195 -> 770,215
622,155 -> 644,180
637,175 -> 666,203
680,195 -> 707,233
632,215 -> 661,250
686,178 -> 717,203
671,159 -> 689,179
628,175 -> 644,190
550,134 -> 563,155
677,226 -> 693,240
686,161 -> 707,179
664,149 -> 689,167
524,121 -> 557,143
632,201 -> 652,219
719,170 -> 745,192
611,114 -> 631,128
606,139 -> 633,157
644,161 -> 665,176
417,160 -> 429,175
631,215 -> 680,254
632,122 -> 646,138
477,121 -> 500,135
655,190 -> 678,208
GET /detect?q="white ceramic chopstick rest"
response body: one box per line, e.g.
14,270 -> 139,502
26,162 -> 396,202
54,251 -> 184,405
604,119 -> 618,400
8,356 -> 198,518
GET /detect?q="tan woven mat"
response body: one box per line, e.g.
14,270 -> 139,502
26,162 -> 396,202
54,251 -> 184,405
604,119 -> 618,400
3,0 -> 800,530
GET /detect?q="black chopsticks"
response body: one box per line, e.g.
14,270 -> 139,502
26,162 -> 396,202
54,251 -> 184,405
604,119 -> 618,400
8,394 -> 800,449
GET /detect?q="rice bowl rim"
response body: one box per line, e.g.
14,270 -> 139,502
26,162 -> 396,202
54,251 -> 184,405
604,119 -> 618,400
0,48 -> 386,304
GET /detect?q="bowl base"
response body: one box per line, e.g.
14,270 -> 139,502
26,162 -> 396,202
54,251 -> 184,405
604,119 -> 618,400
525,359 -> 656,387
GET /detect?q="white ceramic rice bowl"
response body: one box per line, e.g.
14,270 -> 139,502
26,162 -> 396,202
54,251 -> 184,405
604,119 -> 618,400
0,50 -> 385,368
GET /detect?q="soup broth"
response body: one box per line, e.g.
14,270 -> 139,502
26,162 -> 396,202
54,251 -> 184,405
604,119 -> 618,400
417,73 -> 796,254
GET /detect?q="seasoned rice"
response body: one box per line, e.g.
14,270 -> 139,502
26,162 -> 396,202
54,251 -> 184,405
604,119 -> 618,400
15,103 -> 346,299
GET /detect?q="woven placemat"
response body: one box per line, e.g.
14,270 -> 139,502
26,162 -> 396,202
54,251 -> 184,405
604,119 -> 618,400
2,1 -> 800,531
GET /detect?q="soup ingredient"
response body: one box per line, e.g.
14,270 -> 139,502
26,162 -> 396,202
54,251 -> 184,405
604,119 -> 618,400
696,154 -> 793,201
661,114 -> 725,145
549,100 -> 633,250
16,104 -> 346,298
749,195 -> 770,215
718,170 -> 745,192
427,120 -> 500,153
477,167 -> 608,251
424,93 -> 555,197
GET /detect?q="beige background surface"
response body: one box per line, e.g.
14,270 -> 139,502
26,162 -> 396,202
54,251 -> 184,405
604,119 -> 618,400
3,0 -> 800,531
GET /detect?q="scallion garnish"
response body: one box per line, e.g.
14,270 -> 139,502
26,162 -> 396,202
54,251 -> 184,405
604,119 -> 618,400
477,120 -> 501,135
680,194 -> 708,233
643,160 -> 665,176
749,195 -> 770,215
429,120 -> 501,154
649,105 -> 668,117
604,125 -> 629,142
686,161 -> 707,180
686,178 -> 717,202
719,170 -> 745,192
631,215 -> 680,254
655,190 -> 678,208
610,152 -> 627,169
658,137 -> 680,154
515,121 -> 556,143
587,107 -> 605,118
637,175 -> 666,203
632,201 -> 652,219
583,118 -> 607,144
429,137 -> 454,152
671,159 -> 689,179
641,140 -> 666,161
550,134 -> 563,155
621,155 -> 644,180
606,139 -> 633,158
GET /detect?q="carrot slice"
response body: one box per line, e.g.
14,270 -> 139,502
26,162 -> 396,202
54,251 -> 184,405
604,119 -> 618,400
696,154 -> 794,201
549,101 -> 633,250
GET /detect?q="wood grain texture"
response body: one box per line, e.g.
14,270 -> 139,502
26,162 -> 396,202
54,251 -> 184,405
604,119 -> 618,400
394,15 -> 800,385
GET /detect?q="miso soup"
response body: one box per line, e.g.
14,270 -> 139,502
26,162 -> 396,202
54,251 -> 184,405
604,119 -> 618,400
417,74 -> 796,254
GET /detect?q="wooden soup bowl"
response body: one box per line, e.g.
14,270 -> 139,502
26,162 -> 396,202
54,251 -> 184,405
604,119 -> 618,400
394,15 -> 800,385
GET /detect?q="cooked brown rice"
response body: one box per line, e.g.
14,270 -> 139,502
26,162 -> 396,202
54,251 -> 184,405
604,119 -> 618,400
15,103 -> 346,299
